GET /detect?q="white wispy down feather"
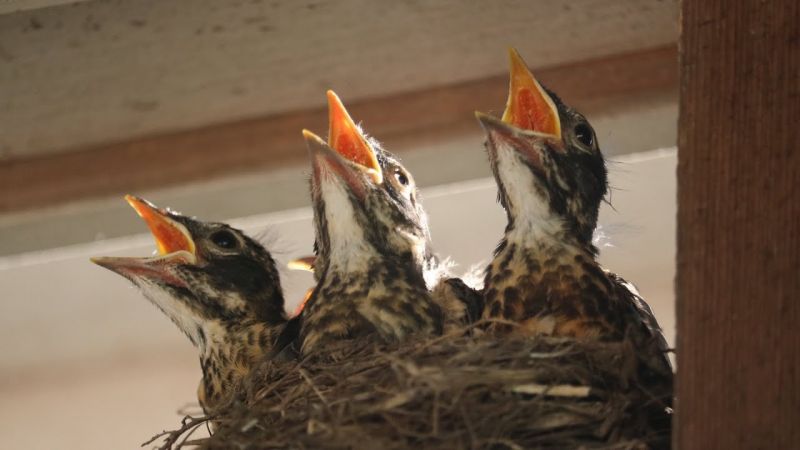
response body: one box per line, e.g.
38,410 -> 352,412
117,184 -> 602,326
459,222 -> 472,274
592,225 -> 615,249
592,223 -> 642,249
425,256 -> 486,291
459,261 -> 488,291
423,256 -> 456,290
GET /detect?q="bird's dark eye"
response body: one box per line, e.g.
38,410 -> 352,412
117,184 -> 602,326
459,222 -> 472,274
210,230 -> 238,250
574,122 -> 594,148
394,169 -> 409,187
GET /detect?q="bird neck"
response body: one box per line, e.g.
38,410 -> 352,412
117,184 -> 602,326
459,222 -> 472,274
196,320 -> 278,414
324,251 -> 425,290
496,233 -> 603,281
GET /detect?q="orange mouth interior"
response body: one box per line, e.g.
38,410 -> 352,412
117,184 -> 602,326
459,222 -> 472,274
501,48 -> 561,137
125,195 -> 196,256
326,90 -> 383,183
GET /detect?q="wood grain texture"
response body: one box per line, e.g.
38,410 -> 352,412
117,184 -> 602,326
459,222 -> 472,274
0,0 -> 90,14
676,1 -> 800,448
0,0 -> 677,159
0,45 -> 677,212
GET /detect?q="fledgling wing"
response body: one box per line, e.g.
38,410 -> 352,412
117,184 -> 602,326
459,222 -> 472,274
270,315 -> 302,362
431,277 -> 484,329
607,270 -> 673,379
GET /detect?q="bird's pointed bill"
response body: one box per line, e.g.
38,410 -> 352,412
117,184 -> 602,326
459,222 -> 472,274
287,255 -> 316,273
326,90 -> 382,184
91,253 -> 192,286
304,129 -> 370,199
475,111 -> 549,171
125,195 -> 196,257
92,196 -> 198,283
502,48 -> 561,138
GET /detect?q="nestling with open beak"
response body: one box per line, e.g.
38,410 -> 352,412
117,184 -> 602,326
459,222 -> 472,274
476,49 -> 672,379
92,196 -> 289,414
297,122 -> 445,353
289,91 -> 482,332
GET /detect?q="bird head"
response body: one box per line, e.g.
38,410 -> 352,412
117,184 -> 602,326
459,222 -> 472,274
305,91 -> 430,273
476,48 -> 607,250
92,196 -> 286,347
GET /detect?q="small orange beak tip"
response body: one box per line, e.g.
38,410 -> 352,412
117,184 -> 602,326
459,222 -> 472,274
124,194 -> 137,209
287,256 -> 316,273
301,128 -> 316,140
326,89 -> 340,104
508,46 -> 526,69
302,129 -> 328,153
124,194 -> 154,220
326,91 -> 355,142
326,90 -> 347,122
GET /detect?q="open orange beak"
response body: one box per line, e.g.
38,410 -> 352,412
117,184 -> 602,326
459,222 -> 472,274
502,48 -> 561,138
304,129 -> 371,199
91,196 -> 197,285
326,90 -> 383,184
125,195 -> 196,257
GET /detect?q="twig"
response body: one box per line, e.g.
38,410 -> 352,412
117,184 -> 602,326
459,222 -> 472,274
141,415 -> 211,450
510,383 -> 592,398
297,367 -> 331,409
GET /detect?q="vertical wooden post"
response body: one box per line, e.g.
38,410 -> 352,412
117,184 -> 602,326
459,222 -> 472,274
677,1 -> 800,448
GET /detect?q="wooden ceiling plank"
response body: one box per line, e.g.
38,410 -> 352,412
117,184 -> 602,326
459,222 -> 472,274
0,0 -> 677,159
0,45 -> 677,212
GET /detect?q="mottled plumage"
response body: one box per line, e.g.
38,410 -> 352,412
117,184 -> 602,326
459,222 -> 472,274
477,49 -> 671,379
295,138 -> 481,330
298,128 -> 443,353
92,197 -> 288,413
296,92 -> 479,349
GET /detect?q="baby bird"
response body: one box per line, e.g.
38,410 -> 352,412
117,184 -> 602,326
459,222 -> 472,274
291,91 -> 481,331
92,196 -> 289,413
297,127 -> 443,353
476,49 -> 671,378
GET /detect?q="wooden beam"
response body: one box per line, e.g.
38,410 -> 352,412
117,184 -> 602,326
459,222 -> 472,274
676,1 -> 800,448
0,45 -> 677,213
0,0 -> 677,159
0,0 -> 91,14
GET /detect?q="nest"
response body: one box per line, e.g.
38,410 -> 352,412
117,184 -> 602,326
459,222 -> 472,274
148,325 -> 672,449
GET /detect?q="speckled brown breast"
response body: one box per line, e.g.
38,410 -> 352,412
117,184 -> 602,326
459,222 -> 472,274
196,323 -> 280,414
482,239 -> 672,378
301,260 -> 443,353
483,241 -> 624,339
